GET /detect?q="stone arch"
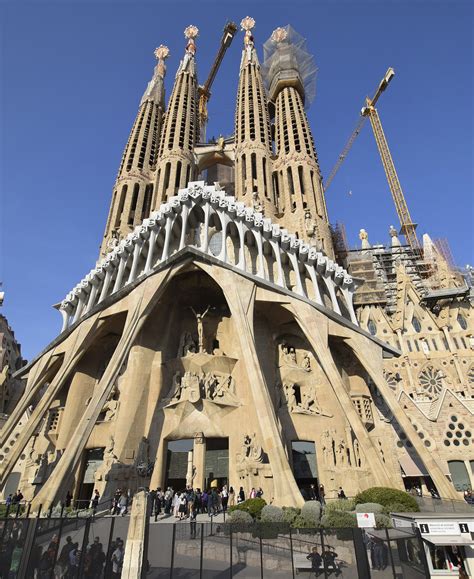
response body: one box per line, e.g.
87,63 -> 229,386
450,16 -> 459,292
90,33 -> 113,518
318,277 -> 333,310
335,287 -> 352,322
186,204 -> 206,249
225,221 -> 240,266
262,239 -> 278,283
243,229 -> 258,275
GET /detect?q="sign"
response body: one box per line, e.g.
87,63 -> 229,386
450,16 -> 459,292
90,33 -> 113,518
459,523 -> 469,534
357,512 -> 376,528
418,521 -> 460,535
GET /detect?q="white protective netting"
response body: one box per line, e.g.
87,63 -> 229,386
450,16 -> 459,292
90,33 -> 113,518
261,25 -> 317,108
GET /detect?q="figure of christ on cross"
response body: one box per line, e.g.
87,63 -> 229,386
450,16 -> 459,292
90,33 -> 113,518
190,306 -> 211,353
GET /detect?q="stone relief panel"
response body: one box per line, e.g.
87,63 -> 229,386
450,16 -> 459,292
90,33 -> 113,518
320,429 -> 364,470
277,341 -> 332,418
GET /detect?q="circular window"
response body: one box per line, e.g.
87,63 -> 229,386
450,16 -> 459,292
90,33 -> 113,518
397,441 -> 404,448
424,440 -> 431,447
457,314 -> 468,330
453,439 -> 460,446
448,423 -> 455,430
208,231 -> 223,256
465,431 -> 471,438
406,441 -> 413,448
446,431 -> 453,439
368,320 -> 377,336
451,415 -> 458,422
456,431 -> 462,438
444,440 -> 450,446
458,423 -> 465,430
412,317 -> 422,333
463,439 -> 469,446
418,432 -> 425,439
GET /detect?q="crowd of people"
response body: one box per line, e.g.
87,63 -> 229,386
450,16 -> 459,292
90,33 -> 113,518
147,484 -> 265,521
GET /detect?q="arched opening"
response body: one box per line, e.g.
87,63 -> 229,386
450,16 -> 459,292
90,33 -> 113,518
225,222 -> 240,266
244,230 -> 258,275
186,204 -> 206,248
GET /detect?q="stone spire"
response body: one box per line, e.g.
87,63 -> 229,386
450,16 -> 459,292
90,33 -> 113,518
264,26 -> 334,257
234,17 -> 276,217
153,25 -> 200,205
100,46 -> 169,257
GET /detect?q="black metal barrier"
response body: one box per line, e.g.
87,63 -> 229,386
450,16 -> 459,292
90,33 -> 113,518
0,506 -> 130,578
146,520 -> 430,578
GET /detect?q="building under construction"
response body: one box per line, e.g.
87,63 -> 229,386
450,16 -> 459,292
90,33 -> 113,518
0,18 -> 472,513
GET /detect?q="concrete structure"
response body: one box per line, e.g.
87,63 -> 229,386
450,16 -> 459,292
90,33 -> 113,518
1,19 -> 471,511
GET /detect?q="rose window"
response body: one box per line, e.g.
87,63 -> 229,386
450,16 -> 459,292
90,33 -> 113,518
418,366 -> 443,397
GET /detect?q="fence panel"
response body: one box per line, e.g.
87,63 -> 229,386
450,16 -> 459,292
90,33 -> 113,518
0,518 -> 30,576
231,527 -> 263,577
172,520 -> 201,577
199,521 -> 230,577
261,529 -> 293,578
322,528 -> 360,578
287,528 -> 323,577
147,520 -> 174,577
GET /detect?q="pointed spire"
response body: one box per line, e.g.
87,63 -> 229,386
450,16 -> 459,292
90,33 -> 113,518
140,45 -> 169,106
240,16 -> 257,65
177,25 -> 199,75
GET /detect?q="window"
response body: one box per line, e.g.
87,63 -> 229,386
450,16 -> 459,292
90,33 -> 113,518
412,317 -> 421,333
367,320 -> 377,336
447,460 -> 471,491
457,314 -> 467,330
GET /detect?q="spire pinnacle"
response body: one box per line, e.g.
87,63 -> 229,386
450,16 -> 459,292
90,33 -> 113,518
178,25 -> 199,74
241,16 -> 256,63
141,44 -> 169,105
270,27 -> 287,44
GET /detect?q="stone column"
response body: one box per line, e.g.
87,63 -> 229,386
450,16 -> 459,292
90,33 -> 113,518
122,490 -> 147,579
193,433 -> 206,491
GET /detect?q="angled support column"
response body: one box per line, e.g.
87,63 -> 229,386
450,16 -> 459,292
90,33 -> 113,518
29,268 -> 176,512
349,335 -> 459,500
198,264 -> 304,507
0,316 -> 101,488
290,302 -> 395,488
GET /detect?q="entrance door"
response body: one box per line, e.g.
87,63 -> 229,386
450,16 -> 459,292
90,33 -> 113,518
77,448 -> 104,508
165,439 -> 194,490
205,438 -> 228,490
291,440 -> 318,500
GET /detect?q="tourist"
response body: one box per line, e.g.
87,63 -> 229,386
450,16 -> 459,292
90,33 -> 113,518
337,487 -> 346,499
65,491 -> 73,508
87,538 -> 105,578
5,494 -> 12,507
164,487 -> 173,514
118,491 -> 128,516
309,484 -> 318,501
178,492 -> 188,520
323,548 -> 340,574
8,540 -> 23,578
194,488 -> 202,514
210,488 -> 219,515
11,491 -> 23,505
306,547 -> 322,575
463,489 -> 472,504
68,543 -> 80,577
249,487 -> 256,499
256,487 -> 264,498
228,487 -> 235,507
319,484 -> 326,506
201,490 -> 208,514
415,485 -> 422,497
91,489 -> 100,513
173,492 -> 181,518
54,550 -> 69,578
111,540 -> 124,578
238,487 -> 245,504
189,503 -> 197,539
221,485 -> 229,511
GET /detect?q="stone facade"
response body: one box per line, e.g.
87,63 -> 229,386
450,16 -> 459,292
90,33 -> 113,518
1,19 -> 471,508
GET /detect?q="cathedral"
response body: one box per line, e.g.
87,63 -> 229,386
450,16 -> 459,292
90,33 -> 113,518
0,18 -> 472,510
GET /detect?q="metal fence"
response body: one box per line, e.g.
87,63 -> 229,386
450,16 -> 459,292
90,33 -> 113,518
145,521 -> 430,578
0,503 -> 130,578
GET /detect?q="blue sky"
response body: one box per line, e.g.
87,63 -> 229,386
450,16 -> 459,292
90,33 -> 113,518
1,0 -> 472,360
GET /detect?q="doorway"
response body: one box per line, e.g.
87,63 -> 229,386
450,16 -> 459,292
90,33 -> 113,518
291,440 -> 318,500
76,448 -> 104,507
205,438 -> 228,490
165,439 -> 194,490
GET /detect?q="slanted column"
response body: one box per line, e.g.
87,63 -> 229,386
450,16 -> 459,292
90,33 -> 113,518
341,286 -> 358,325
72,294 -> 86,324
127,241 -> 144,284
287,251 -> 304,296
304,264 -> 323,305
112,254 -> 128,293
98,266 -> 114,303
84,280 -> 99,314
160,216 -> 174,261
145,229 -> 158,273
269,239 -> 285,288
253,230 -> 265,278
323,276 -> 342,315
178,205 -> 189,251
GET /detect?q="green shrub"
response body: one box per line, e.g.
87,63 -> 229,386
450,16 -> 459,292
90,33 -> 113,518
228,509 -> 254,531
282,506 -> 300,525
321,510 -> 357,529
375,513 -> 393,529
301,501 -> 321,525
260,505 -> 284,523
354,487 -> 419,512
324,498 -> 356,513
355,502 -> 384,514
382,502 -> 411,515
291,514 -> 319,529
228,497 -> 267,519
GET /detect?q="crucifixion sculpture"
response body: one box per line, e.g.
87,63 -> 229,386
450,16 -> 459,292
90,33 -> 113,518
190,305 -> 211,353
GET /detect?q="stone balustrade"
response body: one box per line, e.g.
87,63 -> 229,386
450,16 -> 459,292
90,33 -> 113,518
59,182 -> 357,331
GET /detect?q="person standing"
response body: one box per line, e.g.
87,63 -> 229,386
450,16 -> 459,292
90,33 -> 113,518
111,540 -> 124,578
91,490 -> 100,513
189,504 -> 197,539
319,484 -> 326,506
238,487 -> 245,504
228,487 -> 235,507
337,487 -> 346,499
221,485 -> 229,512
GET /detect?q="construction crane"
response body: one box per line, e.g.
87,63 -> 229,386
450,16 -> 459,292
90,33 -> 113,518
324,68 -> 420,251
198,21 -> 238,142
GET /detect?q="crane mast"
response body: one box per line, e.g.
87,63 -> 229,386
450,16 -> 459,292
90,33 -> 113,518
198,21 -> 238,142
324,68 -> 420,252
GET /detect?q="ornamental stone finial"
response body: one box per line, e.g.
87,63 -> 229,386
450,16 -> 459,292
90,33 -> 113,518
359,228 -> 371,251
241,17 -> 255,62
184,25 -> 199,39
389,225 -> 401,248
240,16 -> 255,32
271,27 -> 287,44
154,45 -> 169,78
